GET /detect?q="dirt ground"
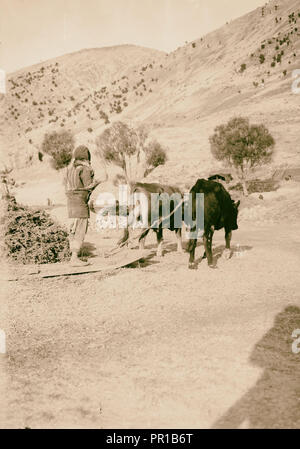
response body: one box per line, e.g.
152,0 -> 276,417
1,221 -> 300,429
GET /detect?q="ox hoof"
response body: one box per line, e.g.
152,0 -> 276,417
209,264 -> 217,269
189,263 -> 197,270
223,249 -> 231,260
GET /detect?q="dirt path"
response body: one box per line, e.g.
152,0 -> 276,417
2,222 -> 300,428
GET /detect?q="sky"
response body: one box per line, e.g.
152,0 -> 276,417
0,0 -> 265,73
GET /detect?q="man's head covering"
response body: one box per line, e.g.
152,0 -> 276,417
73,145 -> 91,161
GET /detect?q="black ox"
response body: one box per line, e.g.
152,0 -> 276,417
187,179 -> 240,269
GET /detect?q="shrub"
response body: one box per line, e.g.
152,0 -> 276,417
240,63 -> 247,73
259,54 -> 265,64
145,140 -> 167,169
42,130 -> 74,170
0,197 -> 70,264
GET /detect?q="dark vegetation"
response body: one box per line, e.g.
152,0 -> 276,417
246,4 -> 300,86
1,197 -> 70,264
6,54 -> 162,141
210,117 -> 275,196
96,121 -> 167,183
41,130 -> 74,170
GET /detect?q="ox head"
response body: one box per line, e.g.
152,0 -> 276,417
230,200 -> 240,230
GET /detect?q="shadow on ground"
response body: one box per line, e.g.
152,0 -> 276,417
191,244 -> 253,268
78,242 -> 98,259
212,306 -> 300,428
126,249 -> 159,268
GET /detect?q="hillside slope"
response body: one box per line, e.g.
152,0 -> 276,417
1,45 -> 165,167
122,0 -> 300,184
1,0 -> 300,186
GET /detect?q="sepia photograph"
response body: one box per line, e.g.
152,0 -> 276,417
0,0 -> 299,431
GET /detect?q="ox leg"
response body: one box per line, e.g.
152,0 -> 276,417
223,230 -> 232,260
188,239 -> 197,269
203,227 -> 214,266
156,228 -> 164,257
117,227 -> 129,247
176,228 -> 183,253
139,229 -> 150,250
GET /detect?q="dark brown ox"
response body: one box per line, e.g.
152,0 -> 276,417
187,179 -> 240,269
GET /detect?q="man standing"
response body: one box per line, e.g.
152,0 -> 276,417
65,145 -> 102,266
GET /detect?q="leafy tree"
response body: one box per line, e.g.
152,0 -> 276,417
209,117 -> 275,196
95,121 -> 167,185
145,140 -> 167,176
42,130 -> 74,170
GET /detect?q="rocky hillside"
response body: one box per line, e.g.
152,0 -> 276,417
2,0 -> 300,182
124,0 -> 300,185
1,45 -> 165,167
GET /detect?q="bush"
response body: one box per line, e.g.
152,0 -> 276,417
146,140 -> 167,168
240,63 -> 247,73
42,130 -> 74,170
209,117 -> 275,196
1,197 -> 70,264
259,54 -> 265,64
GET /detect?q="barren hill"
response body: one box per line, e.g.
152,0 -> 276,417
124,0 -> 300,184
1,45 -> 165,167
2,0 -> 300,185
